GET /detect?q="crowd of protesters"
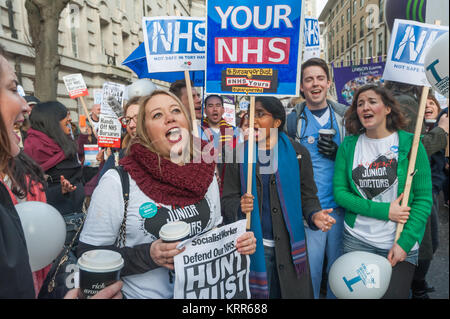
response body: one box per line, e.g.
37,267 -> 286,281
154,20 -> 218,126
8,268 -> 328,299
1,46 -> 448,299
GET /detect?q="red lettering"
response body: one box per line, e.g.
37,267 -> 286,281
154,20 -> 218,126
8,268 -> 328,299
215,37 -> 290,64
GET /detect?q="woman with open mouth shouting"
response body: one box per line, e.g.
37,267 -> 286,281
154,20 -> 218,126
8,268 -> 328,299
78,90 -> 256,299
333,84 -> 433,299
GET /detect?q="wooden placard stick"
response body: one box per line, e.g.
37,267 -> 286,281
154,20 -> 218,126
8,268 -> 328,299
395,86 -> 430,241
79,95 -> 98,139
184,70 -> 199,138
446,99 -> 449,157
246,96 -> 256,230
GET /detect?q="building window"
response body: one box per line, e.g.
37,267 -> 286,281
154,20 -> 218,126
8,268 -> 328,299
377,33 -> 383,55
336,40 -> 339,57
341,36 -> 344,53
336,22 -> 339,33
341,15 -> 344,28
360,0 -> 365,7
353,0 -> 357,15
352,50 -> 356,62
379,0 -> 384,23
346,31 -> 350,48
347,8 -> 351,21
360,17 -> 364,38
368,40 -> 373,57
69,6 -> 79,58
352,24 -> 357,43
360,45 -> 364,59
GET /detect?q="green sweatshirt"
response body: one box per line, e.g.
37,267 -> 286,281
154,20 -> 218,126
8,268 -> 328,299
333,130 -> 432,253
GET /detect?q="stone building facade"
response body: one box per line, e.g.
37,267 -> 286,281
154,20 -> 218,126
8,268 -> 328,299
0,0 -> 204,117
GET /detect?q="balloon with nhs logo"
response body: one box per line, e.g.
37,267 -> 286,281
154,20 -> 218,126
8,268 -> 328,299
328,251 -> 392,299
424,32 -> 449,98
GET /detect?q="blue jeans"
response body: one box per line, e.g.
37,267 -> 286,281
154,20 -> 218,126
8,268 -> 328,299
342,228 -> 419,266
305,207 -> 344,299
264,246 -> 281,299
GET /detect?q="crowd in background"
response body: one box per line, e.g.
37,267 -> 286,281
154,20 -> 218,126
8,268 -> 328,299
1,47 -> 449,299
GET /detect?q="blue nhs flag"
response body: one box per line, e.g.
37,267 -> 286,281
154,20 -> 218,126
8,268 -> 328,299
383,19 -> 448,86
142,17 -> 206,73
304,17 -> 320,47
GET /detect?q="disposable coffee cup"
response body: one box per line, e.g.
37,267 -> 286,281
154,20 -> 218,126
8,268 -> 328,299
159,221 -> 190,243
318,128 -> 336,140
77,249 -> 124,299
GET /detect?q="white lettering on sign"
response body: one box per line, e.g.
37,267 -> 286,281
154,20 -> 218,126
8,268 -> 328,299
215,37 -> 290,64
394,26 -> 439,63
215,5 -> 293,30
151,21 -> 205,53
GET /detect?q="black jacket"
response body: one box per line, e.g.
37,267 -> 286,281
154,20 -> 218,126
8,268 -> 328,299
221,138 -> 321,298
0,182 -> 35,298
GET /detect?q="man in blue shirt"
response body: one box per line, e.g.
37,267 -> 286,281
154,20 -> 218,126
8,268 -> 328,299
286,58 -> 348,299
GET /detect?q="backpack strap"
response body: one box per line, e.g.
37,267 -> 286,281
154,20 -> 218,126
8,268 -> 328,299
114,166 -> 129,247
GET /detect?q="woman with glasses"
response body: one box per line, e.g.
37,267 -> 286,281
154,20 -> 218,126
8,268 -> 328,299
222,96 -> 336,299
78,90 -> 256,298
97,96 -> 141,181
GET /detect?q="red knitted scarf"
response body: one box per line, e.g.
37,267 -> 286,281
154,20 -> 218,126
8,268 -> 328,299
119,143 -> 216,206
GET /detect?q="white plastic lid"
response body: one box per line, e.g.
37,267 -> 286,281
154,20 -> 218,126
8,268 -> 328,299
318,128 -> 336,135
77,250 -> 124,273
159,221 -> 190,242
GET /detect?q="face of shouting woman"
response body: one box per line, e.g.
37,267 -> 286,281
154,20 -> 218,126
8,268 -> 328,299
144,93 -> 190,161
0,56 -> 30,157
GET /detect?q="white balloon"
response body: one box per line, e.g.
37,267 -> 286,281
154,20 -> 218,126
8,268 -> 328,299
127,79 -> 157,100
16,201 -> 66,272
328,251 -> 392,299
424,32 -> 449,98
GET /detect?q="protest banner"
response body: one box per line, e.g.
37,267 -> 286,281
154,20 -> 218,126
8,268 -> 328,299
206,0 -> 304,228
97,82 -> 125,149
63,73 -> 97,137
83,144 -> 100,167
303,17 -> 321,62
206,0 -> 304,96
63,74 -> 89,99
383,19 -> 448,87
222,95 -> 236,126
142,16 -> 206,136
382,19 -> 449,241
93,88 -> 103,105
174,220 -> 250,299
332,60 -> 385,106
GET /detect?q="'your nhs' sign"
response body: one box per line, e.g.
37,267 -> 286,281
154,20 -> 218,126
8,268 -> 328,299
143,17 -> 206,73
383,19 -> 448,86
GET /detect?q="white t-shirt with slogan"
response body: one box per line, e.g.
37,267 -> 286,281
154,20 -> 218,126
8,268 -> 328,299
346,132 -> 401,250
80,169 -> 222,299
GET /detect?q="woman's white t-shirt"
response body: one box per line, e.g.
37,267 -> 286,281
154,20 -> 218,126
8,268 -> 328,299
346,132 -> 400,250
80,169 -> 222,299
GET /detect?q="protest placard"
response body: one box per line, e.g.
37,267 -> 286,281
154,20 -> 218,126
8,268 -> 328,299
383,19 -> 448,87
93,88 -> 103,105
83,144 -> 99,167
63,74 -> 89,99
206,0 -> 304,96
222,95 -> 236,126
333,61 -> 385,106
303,17 -> 321,62
97,82 -> 125,148
174,220 -> 250,299
142,17 -> 206,73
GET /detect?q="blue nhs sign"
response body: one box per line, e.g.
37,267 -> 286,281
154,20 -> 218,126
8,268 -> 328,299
392,22 -> 447,65
304,18 -> 320,47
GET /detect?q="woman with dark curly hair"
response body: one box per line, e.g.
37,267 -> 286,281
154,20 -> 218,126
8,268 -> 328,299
333,85 -> 432,298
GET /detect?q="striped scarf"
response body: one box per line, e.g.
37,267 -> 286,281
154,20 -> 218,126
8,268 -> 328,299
201,118 -> 236,149
240,132 -> 307,299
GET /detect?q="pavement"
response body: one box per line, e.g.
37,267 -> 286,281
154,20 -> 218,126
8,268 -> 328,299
427,192 -> 449,299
